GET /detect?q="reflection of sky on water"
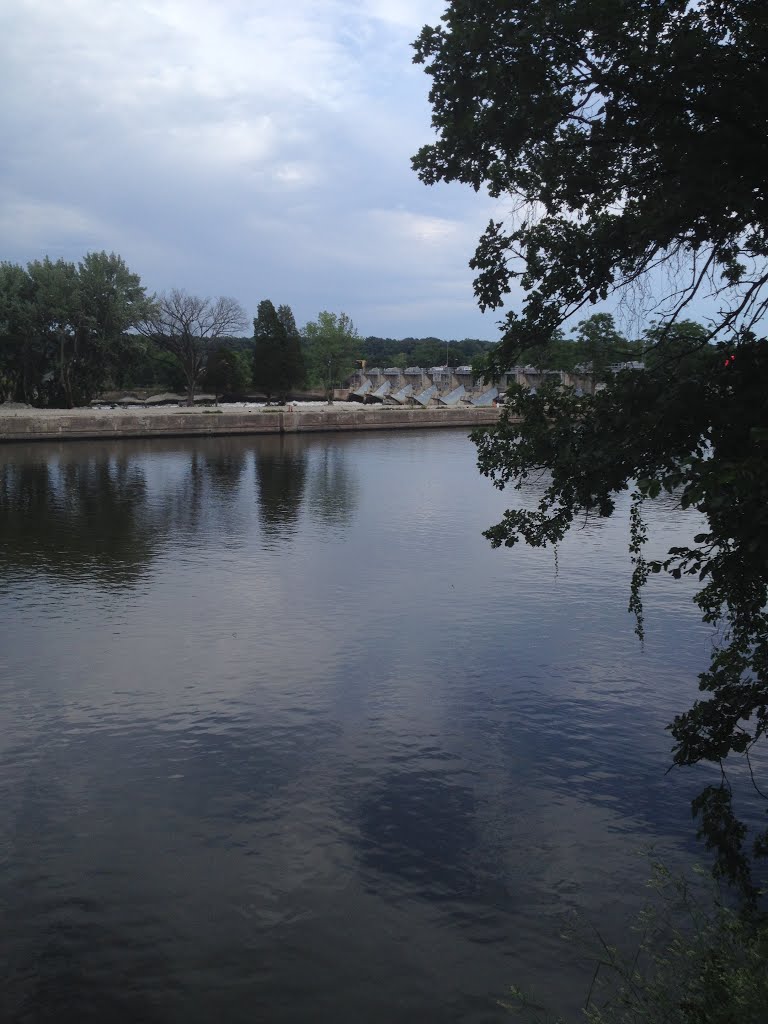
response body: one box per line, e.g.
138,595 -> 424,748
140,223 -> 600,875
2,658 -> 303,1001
0,429 -> 732,1022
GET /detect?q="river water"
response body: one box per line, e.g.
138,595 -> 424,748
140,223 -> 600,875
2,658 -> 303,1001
0,429 -> 715,1022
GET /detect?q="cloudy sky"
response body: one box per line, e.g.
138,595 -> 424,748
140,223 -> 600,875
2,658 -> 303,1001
1,0 -> 512,340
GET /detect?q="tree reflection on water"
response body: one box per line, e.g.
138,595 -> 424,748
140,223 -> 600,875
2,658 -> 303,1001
0,453 -> 161,586
253,435 -> 309,543
0,434 -> 361,585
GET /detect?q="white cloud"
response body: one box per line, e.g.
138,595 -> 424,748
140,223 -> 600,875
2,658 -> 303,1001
0,0 -> 501,339
166,116 -> 279,168
0,194 -> 106,249
273,162 -> 318,187
358,0 -> 446,33
372,209 -> 460,245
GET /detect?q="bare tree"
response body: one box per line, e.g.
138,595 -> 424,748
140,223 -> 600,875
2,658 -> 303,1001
140,289 -> 247,405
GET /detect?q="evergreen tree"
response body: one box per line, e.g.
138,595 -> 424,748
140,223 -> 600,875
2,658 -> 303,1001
277,304 -> 305,391
253,300 -> 304,402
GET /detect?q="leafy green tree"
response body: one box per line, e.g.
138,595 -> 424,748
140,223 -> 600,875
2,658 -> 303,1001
201,345 -> 251,399
642,320 -> 712,377
27,256 -> 81,407
413,1 -> 767,351
514,328 -> 572,372
140,290 -> 246,405
0,252 -> 151,406
572,313 -> 630,379
414,1 -> 768,898
252,300 -> 304,402
356,336 -> 496,369
412,337 -> 447,368
302,311 -> 360,402
0,262 -> 36,403
76,251 -> 152,394
512,316 -> 643,375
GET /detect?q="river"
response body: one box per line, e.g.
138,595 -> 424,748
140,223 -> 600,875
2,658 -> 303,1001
0,428 -> 714,1022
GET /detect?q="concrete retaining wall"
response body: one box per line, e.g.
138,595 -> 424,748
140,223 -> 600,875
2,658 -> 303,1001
0,405 -> 501,443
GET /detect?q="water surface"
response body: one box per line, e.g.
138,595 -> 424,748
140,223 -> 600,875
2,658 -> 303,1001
0,429 -> 713,1022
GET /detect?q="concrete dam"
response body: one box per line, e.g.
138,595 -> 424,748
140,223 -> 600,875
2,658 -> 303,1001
346,361 -> 642,407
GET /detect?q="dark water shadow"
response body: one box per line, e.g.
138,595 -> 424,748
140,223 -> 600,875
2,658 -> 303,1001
306,443 -> 359,531
253,435 -> 308,544
0,456 -> 162,587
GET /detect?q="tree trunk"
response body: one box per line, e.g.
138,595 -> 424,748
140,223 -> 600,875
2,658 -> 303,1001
59,331 -> 66,401
59,329 -> 73,408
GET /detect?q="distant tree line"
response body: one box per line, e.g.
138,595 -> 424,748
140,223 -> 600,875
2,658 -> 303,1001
0,250 -> 707,408
361,336 -> 494,369
361,315 -> 713,381
0,252 -> 364,407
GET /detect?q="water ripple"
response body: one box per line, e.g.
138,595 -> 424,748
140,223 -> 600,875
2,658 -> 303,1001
0,431 -> 722,1023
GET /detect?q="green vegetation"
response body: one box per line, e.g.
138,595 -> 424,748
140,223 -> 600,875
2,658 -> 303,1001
0,252 -> 152,407
252,299 -> 306,403
361,335 -> 494,368
414,0 -> 768,904
504,864 -> 768,1024
413,1 -> 768,1010
139,289 -> 247,405
0,256 -> 510,407
303,311 -> 361,401
509,312 -> 644,375
200,344 -> 251,400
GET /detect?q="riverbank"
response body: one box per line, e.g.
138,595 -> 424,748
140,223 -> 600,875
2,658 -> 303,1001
0,403 -> 501,443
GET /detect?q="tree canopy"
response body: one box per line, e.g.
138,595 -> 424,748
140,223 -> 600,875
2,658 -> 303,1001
413,0 -> 768,356
200,344 -> 251,399
356,336 -> 495,370
302,311 -> 361,402
139,290 -> 246,405
511,312 -> 643,376
252,300 -> 305,402
414,0 -> 768,899
0,252 -> 151,406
